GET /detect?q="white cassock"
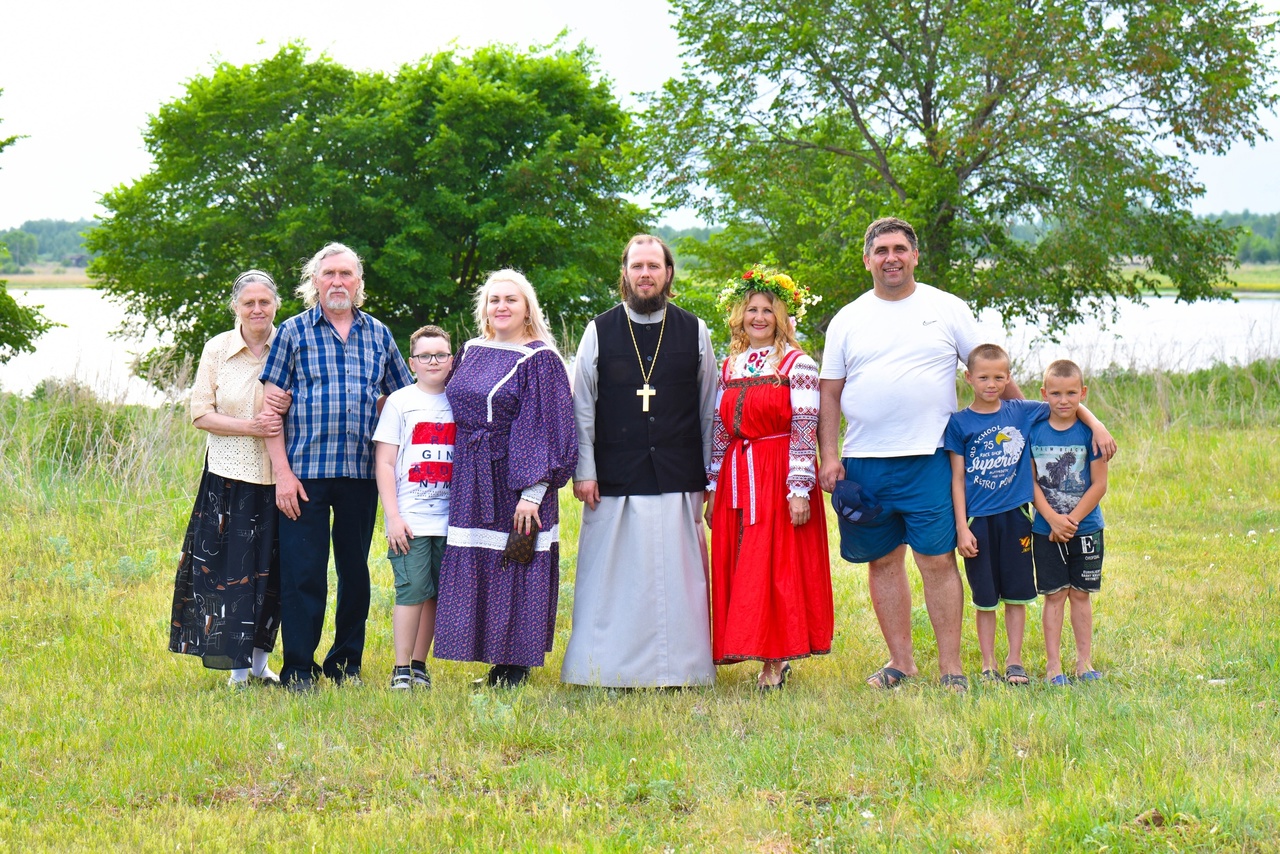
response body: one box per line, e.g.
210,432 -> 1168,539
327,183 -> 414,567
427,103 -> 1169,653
560,304 -> 718,687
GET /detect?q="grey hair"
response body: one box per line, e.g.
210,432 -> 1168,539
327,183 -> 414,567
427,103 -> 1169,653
296,242 -> 366,309
228,269 -> 280,317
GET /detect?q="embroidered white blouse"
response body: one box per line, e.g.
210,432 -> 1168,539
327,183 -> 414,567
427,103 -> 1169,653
707,344 -> 820,499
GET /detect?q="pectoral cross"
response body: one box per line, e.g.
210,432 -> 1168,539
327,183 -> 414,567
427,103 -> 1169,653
636,383 -> 656,412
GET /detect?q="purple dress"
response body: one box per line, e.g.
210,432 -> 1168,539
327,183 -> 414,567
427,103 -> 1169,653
433,338 -> 578,667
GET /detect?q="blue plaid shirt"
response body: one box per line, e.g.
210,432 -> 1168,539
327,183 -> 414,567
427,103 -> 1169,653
260,305 -> 413,480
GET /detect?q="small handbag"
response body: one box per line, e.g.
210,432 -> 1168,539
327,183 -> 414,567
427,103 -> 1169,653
503,525 -> 539,565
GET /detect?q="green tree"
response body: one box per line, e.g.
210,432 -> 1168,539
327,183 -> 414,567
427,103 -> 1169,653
645,0 -> 1280,334
0,229 -> 38,267
0,93 -> 54,363
87,42 -> 644,371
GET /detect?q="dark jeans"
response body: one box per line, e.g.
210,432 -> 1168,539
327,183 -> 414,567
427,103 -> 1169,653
277,477 -> 378,684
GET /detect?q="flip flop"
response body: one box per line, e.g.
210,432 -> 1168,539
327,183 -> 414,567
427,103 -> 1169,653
980,668 -> 1005,684
940,673 -> 969,693
1005,664 -> 1030,685
866,666 -> 910,689
1077,669 -> 1104,682
1046,674 -> 1070,687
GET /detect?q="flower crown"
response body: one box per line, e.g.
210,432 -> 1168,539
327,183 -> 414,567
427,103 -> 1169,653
715,264 -> 818,321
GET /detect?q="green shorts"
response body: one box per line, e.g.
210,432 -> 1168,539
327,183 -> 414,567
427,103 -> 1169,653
387,535 -> 444,606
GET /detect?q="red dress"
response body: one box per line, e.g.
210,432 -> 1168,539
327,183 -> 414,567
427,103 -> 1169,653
709,347 -> 833,664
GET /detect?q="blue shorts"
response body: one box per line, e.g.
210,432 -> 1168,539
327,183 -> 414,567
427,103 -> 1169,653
837,450 -> 956,563
963,506 -> 1036,610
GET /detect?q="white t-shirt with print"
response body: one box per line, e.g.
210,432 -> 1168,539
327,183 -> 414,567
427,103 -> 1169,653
820,283 -> 982,458
372,385 -> 455,536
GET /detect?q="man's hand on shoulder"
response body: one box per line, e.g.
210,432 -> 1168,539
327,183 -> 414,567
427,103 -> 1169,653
573,479 -> 600,511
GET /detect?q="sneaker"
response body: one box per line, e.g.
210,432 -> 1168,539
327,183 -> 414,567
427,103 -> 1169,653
226,675 -> 249,690
411,665 -> 432,689
390,666 -> 413,691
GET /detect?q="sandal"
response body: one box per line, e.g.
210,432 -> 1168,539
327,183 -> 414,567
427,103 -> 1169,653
1004,664 -> 1030,686
866,665 -> 910,689
758,662 -> 793,693
980,669 -> 1004,684
940,673 -> 969,693
1046,674 -> 1071,687
1077,669 -> 1103,682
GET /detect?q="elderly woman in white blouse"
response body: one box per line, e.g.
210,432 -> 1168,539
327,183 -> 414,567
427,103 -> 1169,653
168,270 -> 290,687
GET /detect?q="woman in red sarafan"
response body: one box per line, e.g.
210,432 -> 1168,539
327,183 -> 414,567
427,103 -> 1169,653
705,267 -> 832,691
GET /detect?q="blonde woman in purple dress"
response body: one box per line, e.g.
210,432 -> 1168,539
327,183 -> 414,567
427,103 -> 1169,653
432,270 -> 578,687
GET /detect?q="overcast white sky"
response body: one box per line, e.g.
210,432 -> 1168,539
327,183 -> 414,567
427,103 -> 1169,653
1,0 -> 1277,232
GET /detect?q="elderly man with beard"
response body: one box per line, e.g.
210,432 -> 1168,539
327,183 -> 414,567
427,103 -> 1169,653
562,234 -> 718,688
261,242 -> 414,692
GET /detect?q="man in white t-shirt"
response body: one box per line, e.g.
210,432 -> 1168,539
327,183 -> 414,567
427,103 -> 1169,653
818,217 -> 1024,692
373,325 -> 456,690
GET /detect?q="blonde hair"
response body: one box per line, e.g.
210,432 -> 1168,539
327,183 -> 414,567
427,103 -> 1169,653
473,269 -> 559,355
966,343 -> 1011,372
1044,359 -> 1084,384
726,289 -> 802,376
296,242 -> 367,309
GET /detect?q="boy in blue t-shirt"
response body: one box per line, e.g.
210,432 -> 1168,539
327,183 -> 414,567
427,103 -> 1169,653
1030,359 -> 1108,686
945,344 -> 1111,686
944,344 -> 1049,686
373,325 -> 456,690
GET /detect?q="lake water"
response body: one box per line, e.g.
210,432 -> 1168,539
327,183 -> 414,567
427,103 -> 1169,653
2,287 -> 1278,405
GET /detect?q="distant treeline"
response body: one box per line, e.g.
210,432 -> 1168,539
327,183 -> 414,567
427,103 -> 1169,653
657,218 -> 1280,267
1210,211 -> 1280,264
2,214 -> 1277,276
0,219 -> 94,272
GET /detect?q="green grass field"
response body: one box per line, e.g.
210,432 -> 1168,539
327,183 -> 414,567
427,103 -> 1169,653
1225,263 -> 1280,290
1,263 -> 91,289
2,364 -> 1278,851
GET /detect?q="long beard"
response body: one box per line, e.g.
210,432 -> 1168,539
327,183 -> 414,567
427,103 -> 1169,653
623,280 -> 669,315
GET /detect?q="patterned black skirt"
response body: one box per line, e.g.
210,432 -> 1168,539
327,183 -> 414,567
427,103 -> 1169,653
168,465 -> 280,670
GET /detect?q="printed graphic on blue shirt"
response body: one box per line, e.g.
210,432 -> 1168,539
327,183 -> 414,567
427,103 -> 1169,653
942,399 -> 1047,516
965,424 -> 1026,493
1031,443 -> 1089,515
1028,418 -> 1104,535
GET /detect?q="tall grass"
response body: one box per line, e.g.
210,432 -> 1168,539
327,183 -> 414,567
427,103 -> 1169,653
1,363 -> 1277,851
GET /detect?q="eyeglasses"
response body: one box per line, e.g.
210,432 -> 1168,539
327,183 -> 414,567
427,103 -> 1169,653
411,353 -> 452,364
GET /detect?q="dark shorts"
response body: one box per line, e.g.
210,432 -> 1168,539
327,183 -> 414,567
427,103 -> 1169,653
1033,530 -> 1105,595
837,450 -> 956,563
963,506 -> 1036,610
387,535 -> 444,606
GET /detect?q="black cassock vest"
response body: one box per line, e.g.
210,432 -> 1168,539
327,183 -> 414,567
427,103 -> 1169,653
593,303 -> 708,497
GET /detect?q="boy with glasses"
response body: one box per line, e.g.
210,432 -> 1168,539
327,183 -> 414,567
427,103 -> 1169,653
373,326 -> 456,689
